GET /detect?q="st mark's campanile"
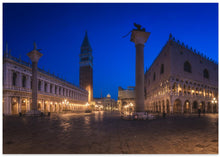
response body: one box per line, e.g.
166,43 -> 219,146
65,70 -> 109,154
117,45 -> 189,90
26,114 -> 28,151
79,31 -> 93,102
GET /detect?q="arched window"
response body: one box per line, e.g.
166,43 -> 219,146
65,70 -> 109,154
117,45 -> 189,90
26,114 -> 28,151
203,69 -> 209,79
38,81 -> 41,90
184,61 -> 192,73
160,64 -> 164,74
22,75 -> 26,88
44,83 -> 47,92
12,72 -> 17,86
153,72 -> 156,81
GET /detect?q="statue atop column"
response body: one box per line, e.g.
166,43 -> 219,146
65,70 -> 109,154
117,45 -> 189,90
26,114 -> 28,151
133,23 -> 146,32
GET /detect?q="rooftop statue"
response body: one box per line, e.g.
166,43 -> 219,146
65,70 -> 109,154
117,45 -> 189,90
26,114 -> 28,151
133,23 -> 146,32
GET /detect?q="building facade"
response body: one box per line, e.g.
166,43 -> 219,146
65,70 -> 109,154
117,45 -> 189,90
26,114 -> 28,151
93,94 -> 117,111
3,51 -> 88,115
144,34 -> 218,114
117,86 -> 135,112
79,31 -> 93,102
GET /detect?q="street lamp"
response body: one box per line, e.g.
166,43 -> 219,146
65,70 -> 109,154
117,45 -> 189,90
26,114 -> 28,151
211,97 -> 218,113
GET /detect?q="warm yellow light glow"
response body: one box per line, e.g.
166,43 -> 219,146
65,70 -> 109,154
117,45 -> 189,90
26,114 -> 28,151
214,98 -> 216,100
212,100 -> 214,103
192,90 -> 194,93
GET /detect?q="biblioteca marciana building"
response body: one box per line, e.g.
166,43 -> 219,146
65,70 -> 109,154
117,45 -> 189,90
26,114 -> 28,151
144,34 -> 218,114
3,41 -> 89,115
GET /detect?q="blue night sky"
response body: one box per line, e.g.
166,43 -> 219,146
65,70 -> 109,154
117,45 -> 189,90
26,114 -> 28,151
3,3 -> 218,100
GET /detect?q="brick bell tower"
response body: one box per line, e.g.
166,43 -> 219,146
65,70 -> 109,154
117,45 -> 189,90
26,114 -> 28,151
79,31 -> 93,102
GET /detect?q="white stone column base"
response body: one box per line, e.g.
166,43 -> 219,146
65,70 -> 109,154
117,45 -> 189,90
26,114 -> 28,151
25,110 -> 42,116
122,112 -> 155,120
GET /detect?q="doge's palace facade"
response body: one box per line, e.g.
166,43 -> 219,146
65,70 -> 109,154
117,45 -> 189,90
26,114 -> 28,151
3,50 -> 88,115
145,34 -> 218,114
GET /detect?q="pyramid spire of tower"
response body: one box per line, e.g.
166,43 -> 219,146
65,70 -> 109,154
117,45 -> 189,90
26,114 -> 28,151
81,31 -> 92,53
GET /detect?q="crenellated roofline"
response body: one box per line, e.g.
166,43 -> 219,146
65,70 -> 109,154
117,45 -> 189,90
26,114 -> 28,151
168,33 -> 218,65
145,33 -> 218,75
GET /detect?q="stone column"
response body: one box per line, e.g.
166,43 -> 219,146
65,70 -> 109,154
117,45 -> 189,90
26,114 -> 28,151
3,96 -> 10,115
130,29 -> 150,112
18,97 -> 21,113
7,70 -> 12,88
26,43 -> 43,116
42,100 -> 45,112
47,83 -> 50,93
190,101 -> 193,113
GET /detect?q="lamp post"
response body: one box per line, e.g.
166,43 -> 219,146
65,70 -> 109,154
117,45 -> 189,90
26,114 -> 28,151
211,97 -> 218,113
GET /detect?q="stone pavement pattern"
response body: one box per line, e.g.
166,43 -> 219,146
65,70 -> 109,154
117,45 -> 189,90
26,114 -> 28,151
3,112 -> 218,154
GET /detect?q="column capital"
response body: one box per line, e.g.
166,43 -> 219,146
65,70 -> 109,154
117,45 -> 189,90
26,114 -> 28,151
130,30 -> 150,45
27,49 -> 43,63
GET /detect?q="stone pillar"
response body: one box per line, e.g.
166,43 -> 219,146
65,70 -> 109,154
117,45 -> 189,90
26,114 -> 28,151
8,70 -> 12,88
61,87 -> 63,96
52,84 -> 55,94
17,72 -> 22,87
42,100 -> 45,112
26,42 -> 43,116
130,29 -> 150,112
47,83 -> 50,93
18,97 -> 21,113
3,65 -> 9,87
3,96 -> 10,115
190,101 -> 193,113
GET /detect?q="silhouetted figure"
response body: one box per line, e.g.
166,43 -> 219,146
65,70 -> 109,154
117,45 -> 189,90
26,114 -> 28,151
198,109 -> 201,117
48,112 -> 50,116
19,112 -> 22,117
203,109 -> 205,114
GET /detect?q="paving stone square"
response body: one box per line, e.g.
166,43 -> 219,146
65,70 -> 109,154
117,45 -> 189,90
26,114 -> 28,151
3,111 -> 218,154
